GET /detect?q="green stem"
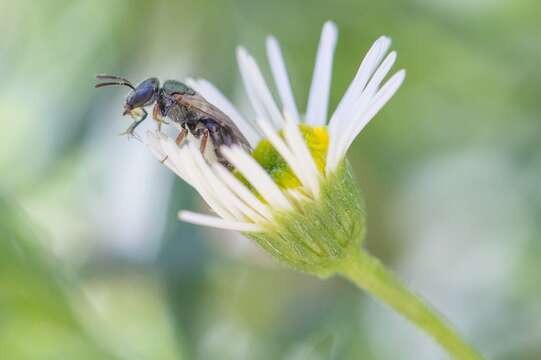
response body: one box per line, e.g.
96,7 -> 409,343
336,249 -> 484,360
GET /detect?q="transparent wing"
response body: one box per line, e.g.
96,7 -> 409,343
175,93 -> 252,150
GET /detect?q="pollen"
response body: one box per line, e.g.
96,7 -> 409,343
299,124 -> 329,175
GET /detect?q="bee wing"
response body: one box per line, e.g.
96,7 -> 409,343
175,94 -> 253,150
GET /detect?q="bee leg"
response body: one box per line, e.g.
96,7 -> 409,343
204,120 -> 232,167
190,122 -> 210,155
119,109 -> 147,141
175,127 -> 188,146
199,128 -> 209,155
160,128 -> 188,164
152,103 -> 169,131
152,104 -> 160,130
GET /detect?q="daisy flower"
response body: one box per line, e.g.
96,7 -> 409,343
143,22 -> 484,360
146,21 -> 403,274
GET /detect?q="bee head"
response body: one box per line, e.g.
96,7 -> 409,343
124,77 -> 160,115
95,75 -> 160,117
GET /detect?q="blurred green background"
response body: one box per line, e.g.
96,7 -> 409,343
1,0 -> 540,359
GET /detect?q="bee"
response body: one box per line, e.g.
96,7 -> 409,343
95,74 -> 252,166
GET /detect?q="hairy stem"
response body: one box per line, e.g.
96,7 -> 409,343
336,249 -> 484,360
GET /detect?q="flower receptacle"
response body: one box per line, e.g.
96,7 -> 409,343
245,161 -> 366,277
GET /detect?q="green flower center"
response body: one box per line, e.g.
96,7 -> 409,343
251,124 -> 329,189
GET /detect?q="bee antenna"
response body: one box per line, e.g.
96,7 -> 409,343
96,74 -> 133,83
95,81 -> 136,90
95,74 -> 135,90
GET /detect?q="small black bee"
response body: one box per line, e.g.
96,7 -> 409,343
95,74 -> 252,165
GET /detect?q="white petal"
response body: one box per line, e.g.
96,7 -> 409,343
326,37 -> 391,172
266,36 -> 300,122
212,163 -> 274,221
188,144 -> 267,224
237,47 -> 284,130
282,116 -> 320,197
179,211 -> 262,232
359,51 -> 397,99
326,51 -> 398,172
285,188 -> 311,205
222,146 -> 292,211
255,117 -> 318,197
145,130 -> 168,161
186,78 -> 261,147
146,131 -> 194,187
176,143 -> 235,220
158,135 -> 195,186
187,143 -> 247,220
305,21 -> 338,126
329,36 -> 391,136
340,70 -> 406,158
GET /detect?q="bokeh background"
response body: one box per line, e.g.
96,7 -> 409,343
1,0 -> 540,359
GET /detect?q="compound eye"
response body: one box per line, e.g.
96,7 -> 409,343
126,78 -> 159,108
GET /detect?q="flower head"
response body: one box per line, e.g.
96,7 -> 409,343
146,21 -> 405,276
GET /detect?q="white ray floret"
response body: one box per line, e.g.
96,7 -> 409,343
255,117 -> 319,197
176,144 -> 234,220
222,146 -> 292,211
328,36 -> 391,134
282,116 -> 320,195
145,21 -> 404,232
211,163 -> 273,221
326,50 -> 401,172
146,132 -> 192,185
266,37 -> 300,123
179,211 -> 262,232
237,48 -> 285,130
188,144 -> 245,220
305,21 -> 338,126
340,70 -> 406,163
154,139 -> 274,231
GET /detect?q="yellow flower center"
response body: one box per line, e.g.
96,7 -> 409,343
251,124 -> 329,189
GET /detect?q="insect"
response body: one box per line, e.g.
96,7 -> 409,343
95,74 -> 252,165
